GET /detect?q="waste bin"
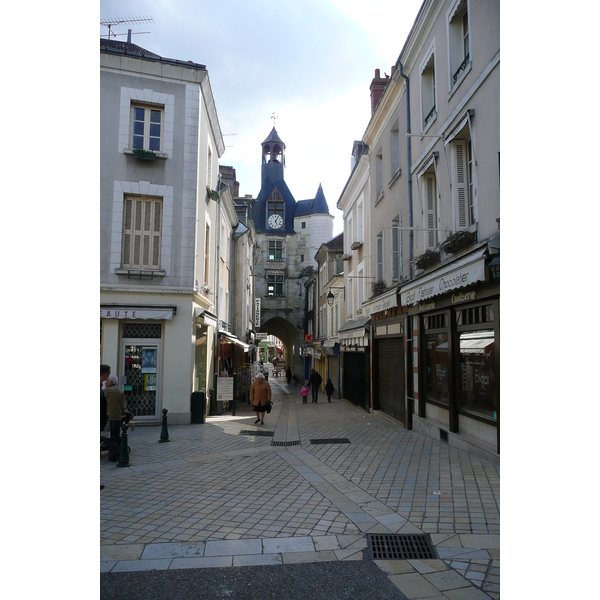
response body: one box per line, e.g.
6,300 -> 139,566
191,391 -> 206,424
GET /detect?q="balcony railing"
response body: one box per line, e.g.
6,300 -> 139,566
453,53 -> 470,83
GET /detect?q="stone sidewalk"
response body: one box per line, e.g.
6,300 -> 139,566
101,377 -> 500,599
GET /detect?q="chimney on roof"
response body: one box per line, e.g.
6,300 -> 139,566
127,29 -> 132,43
370,68 -> 390,116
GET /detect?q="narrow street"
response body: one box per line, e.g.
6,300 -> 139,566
101,375 -> 499,599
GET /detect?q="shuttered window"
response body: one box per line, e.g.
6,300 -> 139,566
425,174 -> 438,248
454,140 -> 474,229
376,232 -> 384,282
391,215 -> 401,281
122,196 -> 162,270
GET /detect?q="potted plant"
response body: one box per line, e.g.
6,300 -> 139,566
440,230 -> 475,254
413,249 -> 440,271
132,148 -> 157,161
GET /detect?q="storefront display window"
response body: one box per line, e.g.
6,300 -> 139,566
425,332 -> 449,405
458,330 -> 497,420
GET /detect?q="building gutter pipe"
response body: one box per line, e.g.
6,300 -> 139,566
397,61 -> 413,279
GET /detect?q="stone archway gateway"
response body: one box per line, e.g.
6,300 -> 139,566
258,316 -> 303,378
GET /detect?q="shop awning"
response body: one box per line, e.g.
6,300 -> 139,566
339,316 -> 371,347
401,247 -> 487,306
220,331 -> 251,351
194,308 -> 218,328
362,286 -> 399,316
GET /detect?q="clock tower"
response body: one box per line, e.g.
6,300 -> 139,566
251,125 -> 333,379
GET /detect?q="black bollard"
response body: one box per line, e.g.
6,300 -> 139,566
117,422 -> 130,467
159,408 -> 170,443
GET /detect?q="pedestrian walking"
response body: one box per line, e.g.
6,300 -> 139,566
325,378 -> 335,403
286,367 -> 292,384
250,372 -> 271,425
309,369 -> 322,403
300,382 -> 309,404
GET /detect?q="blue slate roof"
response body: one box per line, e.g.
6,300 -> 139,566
295,184 -> 330,218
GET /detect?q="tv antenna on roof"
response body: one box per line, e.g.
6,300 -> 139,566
100,16 -> 154,40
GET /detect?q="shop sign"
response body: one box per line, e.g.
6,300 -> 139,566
366,289 -> 398,314
217,377 -> 234,402
100,308 -> 173,320
418,302 -> 436,312
401,251 -> 485,306
254,299 -> 261,328
452,291 -> 477,304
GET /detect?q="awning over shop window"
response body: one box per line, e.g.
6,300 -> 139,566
194,308 -> 218,328
220,331 -> 250,351
401,247 -> 487,306
362,286 -> 399,315
339,316 -> 370,347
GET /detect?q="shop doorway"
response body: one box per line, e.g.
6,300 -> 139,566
120,322 -> 162,420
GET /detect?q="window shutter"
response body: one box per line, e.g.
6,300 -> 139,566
376,233 -> 384,281
152,200 -> 162,268
133,199 -> 143,267
122,198 -> 133,266
391,219 -> 400,280
426,175 -> 436,247
455,141 -> 468,228
122,196 -> 162,270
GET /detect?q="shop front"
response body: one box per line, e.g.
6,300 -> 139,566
364,287 -> 407,424
400,243 -> 500,460
323,340 -> 340,399
339,317 -> 371,412
101,304 -> 176,423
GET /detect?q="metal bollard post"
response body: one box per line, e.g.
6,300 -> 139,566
117,422 -> 130,467
159,408 -> 170,443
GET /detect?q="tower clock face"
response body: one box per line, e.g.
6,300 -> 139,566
268,214 -> 283,229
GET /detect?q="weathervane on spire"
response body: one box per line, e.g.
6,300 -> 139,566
271,112 -> 278,127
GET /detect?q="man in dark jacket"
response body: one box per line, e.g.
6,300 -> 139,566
100,364 -> 111,490
309,369 -> 322,403
101,364 -> 111,432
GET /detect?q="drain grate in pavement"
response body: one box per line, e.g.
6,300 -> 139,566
368,534 -> 437,560
239,430 -> 274,437
272,440 -> 301,446
309,438 -> 350,445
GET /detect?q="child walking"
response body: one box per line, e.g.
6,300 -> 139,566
300,382 -> 309,404
325,378 -> 335,403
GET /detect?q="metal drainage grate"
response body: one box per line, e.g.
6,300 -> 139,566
309,438 -> 350,445
368,534 -> 437,560
239,430 -> 274,437
271,440 -> 301,447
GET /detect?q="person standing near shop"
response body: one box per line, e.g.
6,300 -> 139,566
309,369 -> 322,403
100,364 -> 111,490
105,375 -> 126,462
286,367 -> 292,385
100,364 -> 110,432
250,372 -> 271,425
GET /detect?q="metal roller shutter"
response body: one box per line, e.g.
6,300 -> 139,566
377,338 -> 404,422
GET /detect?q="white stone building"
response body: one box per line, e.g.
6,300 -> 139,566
100,39 -> 235,424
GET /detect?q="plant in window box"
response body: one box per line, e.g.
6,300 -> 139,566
132,148 -> 157,161
370,280 -> 388,298
440,230 -> 475,255
413,249 -> 440,271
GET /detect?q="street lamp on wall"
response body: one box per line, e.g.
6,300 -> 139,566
326,287 -> 345,307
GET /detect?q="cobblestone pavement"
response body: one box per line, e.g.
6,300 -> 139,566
101,377 -> 500,599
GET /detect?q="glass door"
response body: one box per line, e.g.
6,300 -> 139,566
121,341 -> 161,419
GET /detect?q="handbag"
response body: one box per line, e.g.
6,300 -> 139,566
266,401 -> 272,414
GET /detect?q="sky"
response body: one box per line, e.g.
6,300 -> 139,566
99,0 -> 425,235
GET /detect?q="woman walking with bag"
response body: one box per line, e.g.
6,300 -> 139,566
250,372 -> 271,424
